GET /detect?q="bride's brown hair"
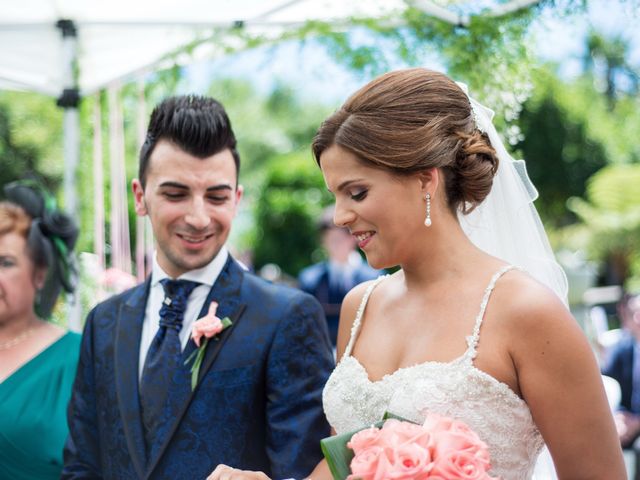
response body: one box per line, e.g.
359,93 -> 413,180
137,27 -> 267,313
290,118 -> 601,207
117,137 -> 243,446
312,68 -> 498,214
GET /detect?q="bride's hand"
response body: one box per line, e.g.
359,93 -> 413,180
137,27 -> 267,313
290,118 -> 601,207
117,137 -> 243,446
207,464 -> 271,480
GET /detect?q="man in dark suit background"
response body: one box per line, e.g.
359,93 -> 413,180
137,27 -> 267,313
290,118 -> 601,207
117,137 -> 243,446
298,207 -> 380,348
602,293 -> 640,448
63,95 -> 334,480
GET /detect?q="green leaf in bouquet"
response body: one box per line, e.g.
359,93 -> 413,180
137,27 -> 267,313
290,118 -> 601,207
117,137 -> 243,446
382,411 -> 412,422
321,424 -> 377,480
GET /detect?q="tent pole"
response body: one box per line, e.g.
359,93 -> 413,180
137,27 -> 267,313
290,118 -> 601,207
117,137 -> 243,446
56,19 -> 82,330
56,19 -> 81,219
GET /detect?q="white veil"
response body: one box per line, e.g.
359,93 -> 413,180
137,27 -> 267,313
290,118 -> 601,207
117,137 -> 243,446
455,83 -> 569,306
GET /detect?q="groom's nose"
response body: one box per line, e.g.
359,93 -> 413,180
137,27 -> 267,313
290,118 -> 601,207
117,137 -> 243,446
185,198 -> 211,230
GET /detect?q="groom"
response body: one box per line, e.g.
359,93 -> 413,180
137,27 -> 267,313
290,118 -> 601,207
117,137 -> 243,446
63,95 -> 334,479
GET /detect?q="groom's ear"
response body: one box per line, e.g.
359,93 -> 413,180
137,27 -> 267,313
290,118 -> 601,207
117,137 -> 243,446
132,179 -> 148,216
416,168 -> 440,195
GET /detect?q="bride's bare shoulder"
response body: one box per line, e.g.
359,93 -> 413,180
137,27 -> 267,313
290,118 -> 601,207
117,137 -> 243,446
489,268 -> 575,339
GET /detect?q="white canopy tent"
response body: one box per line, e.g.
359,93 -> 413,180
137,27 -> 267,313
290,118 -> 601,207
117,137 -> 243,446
0,0 -> 405,218
0,0 -> 539,216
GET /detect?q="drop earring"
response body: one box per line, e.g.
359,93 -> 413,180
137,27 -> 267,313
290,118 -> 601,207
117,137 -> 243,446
424,193 -> 432,227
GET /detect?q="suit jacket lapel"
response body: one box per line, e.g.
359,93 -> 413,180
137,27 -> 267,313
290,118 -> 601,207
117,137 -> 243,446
115,279 -> 150,479
146,256 -> 247,477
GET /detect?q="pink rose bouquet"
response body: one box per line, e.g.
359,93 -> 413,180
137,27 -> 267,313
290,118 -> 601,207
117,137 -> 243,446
321,412 -> 499,480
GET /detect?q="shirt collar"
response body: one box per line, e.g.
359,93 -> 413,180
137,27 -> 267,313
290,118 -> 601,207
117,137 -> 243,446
151,246 -> 229,287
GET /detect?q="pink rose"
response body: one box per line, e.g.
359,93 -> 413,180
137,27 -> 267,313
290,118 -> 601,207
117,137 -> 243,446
430,450 -> 497,480
422,412 -> 455,434
191,301 -> 224,347
379,419 -> 431,448
432,431 -> 490,470
348,426 -> 383,454
448,419 -> 485,444
422,412 -> 490,470
345,414 -> 497,480
387,442 -> 433,479
347,446 -> 387,480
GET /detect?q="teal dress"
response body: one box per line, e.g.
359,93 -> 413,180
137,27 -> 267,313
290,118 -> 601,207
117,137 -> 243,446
0,331 -> 81,479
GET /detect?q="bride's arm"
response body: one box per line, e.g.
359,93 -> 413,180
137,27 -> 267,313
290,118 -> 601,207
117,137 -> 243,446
505,279 -> 625,479
306,458 -> 333,479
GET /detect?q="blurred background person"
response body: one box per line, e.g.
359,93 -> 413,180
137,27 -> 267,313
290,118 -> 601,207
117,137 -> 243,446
0,180 -> 80,480
602,293 -> 640,449
298,206 -> 381,347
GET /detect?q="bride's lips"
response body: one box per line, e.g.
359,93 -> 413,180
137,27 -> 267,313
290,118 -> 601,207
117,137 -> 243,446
176,233 -> 214,249
352,231 -> 375,249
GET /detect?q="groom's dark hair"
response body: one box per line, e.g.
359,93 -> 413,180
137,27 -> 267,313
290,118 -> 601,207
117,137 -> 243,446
138,95 -> 240,188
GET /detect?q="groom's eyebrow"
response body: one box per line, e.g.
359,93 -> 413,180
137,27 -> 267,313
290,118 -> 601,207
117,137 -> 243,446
206,184 -> 233,192
157,181 -> 233,191
158,181 -> 188,189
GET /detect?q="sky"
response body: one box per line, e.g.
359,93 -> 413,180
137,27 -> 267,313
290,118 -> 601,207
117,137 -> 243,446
182,0 -> 640,104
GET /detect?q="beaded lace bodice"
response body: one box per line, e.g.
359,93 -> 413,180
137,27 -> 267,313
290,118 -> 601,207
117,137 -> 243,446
323,266 -> 545,480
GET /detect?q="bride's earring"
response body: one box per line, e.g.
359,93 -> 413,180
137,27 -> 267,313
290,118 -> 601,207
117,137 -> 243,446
424,193 -> 432,227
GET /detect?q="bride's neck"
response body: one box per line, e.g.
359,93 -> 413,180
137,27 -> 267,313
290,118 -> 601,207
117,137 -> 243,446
400,218 -> 484,288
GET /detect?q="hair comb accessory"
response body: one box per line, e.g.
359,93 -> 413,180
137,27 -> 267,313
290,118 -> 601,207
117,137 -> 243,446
455,81 -> 488,134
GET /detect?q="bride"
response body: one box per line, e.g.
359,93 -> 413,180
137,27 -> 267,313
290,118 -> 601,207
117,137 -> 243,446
208,69 -> 624,479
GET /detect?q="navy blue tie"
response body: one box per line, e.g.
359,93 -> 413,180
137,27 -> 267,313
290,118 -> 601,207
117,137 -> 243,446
139,278 -> 200,456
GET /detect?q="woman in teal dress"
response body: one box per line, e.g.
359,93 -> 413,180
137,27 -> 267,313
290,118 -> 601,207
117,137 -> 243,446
0,181 -> 80,479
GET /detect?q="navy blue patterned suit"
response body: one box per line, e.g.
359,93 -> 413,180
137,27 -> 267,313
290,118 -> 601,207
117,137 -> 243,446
63,257 -> 334,480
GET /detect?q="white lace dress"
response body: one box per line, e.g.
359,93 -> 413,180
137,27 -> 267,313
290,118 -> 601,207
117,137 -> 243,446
323,266 -> 545,480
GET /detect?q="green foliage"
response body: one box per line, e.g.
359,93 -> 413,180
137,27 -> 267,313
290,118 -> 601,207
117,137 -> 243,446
516,69 -> 609,225
568,164 -> 640,239
251,151 -> 332,276
583,29 -> 639,107
0,91 -> 63,192
566,164 -> 640,286
286,5 -> 539,131
403,7 -> 535,118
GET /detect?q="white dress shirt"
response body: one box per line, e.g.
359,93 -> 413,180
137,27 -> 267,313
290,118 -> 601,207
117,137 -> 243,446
138,247 -> 229,378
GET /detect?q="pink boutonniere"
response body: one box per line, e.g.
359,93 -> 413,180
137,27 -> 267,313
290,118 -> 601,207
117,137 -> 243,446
184,301 -> 232,391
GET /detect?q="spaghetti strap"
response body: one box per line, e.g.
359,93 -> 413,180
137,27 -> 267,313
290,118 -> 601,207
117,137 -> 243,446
464,265 -> 516,362
342,275 -> 388,360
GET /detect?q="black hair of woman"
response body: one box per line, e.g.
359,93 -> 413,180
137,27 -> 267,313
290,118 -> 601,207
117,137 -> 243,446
3,180 -> 79,318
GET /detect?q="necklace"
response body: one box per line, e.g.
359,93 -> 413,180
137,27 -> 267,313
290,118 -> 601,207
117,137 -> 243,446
0,327 -> 37,350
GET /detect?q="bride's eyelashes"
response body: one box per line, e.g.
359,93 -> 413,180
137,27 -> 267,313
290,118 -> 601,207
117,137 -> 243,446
350,190 -> 368,201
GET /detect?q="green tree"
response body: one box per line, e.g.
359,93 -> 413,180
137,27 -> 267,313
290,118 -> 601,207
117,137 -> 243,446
516,70 -> 608,225
251,151 -> 332,276
567,164 -> 640,287
0,105 -> 40,188
0,91 -> 63,192
583,30 -> 639,108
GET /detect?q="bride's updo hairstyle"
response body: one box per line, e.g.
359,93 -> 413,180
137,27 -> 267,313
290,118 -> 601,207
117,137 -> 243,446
312,68 -> 498,214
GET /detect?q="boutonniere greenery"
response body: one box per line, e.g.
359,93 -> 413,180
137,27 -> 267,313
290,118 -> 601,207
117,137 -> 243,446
184,301 -> 232,391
